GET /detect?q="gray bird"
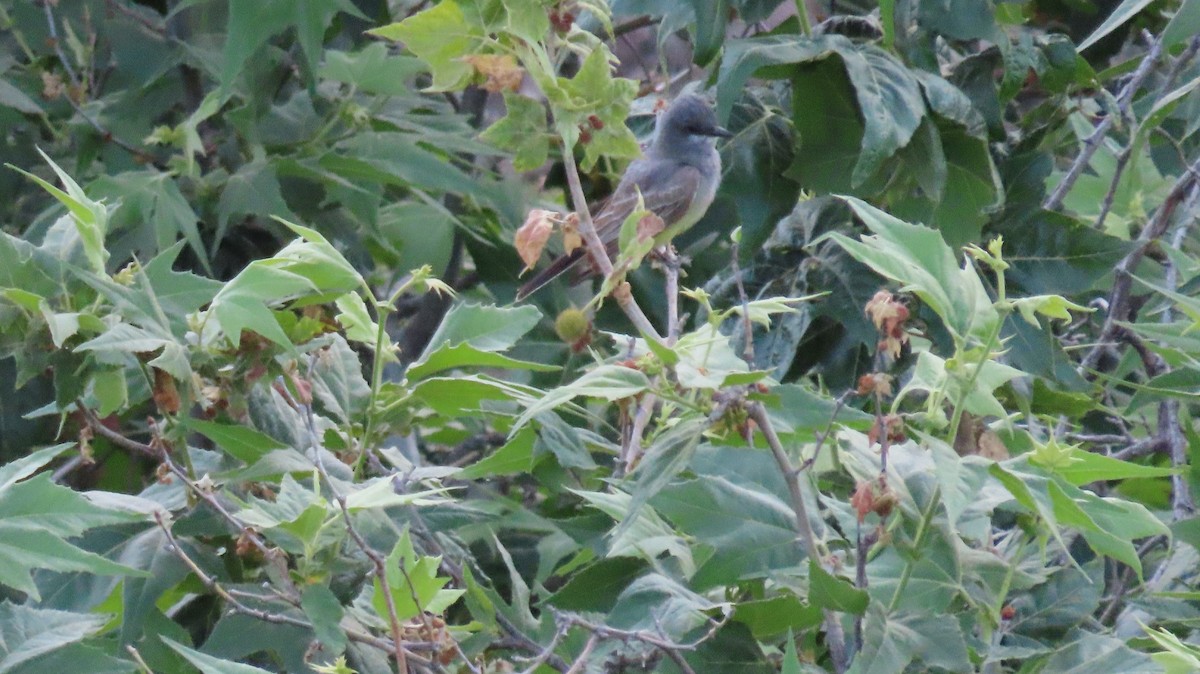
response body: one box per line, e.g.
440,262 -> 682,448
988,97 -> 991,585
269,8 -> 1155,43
517,94 -> 731,300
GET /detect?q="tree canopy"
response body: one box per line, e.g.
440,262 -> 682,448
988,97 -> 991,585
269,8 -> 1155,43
1,0 -> 1200,672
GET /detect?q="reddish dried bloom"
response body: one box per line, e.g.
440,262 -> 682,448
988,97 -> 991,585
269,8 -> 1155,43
515,209 -> 556,271
152,368 -> 181,415
868,414 -> 906,446
856,372 -> 893,397
851,481 -> 875,523
864,290 -> 910,358
462,53 -> 523,92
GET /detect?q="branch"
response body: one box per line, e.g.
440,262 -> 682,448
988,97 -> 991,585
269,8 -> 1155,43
152,512 -> 432,659
558,144 -> 663,341
549,608 -> 729,673
1094,35 -> 1200,231
42,0 -> 159,163
746,402 -> 849,672
1076,154 -> 1200,379
79,402 -> 273,560
1043,31 -> 1162,212
281,369 -> 422,674
408,518 -> 570,672
1160,215 -> 1197,519
730,241 -> 756,363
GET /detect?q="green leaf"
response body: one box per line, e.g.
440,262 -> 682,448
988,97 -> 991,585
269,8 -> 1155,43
847,605 -> 972,674
409,303 -> 548,379
899,350 -> 1024,420
1037,629 -> 1159,672
461,427 -> 537,479
220,0 -> 361,96
372,528 -> 458,622
163,637 -> 273,674
481,93 -> 552,171
0,603 -> 108,673
411,374 -> 538,417
308,335 -> 371,424
341,478 -> 452,511
368,1 -> 481,91
653,474 -> 803,589
1163,0 -> 1200,50
319,43 -> 425,96
736,597 -> 823,641
927,121 -> 1003,246
238,476 -> 340,554
917,0 -> 997,41
1077,0 -> 1156,52
0,444 -> 73,491
809,559 -> 869,615
215,160 -> 296,245
1054,450 -> 1176,486
545,46 -> 641,169
720,35 -> 929,192
333,292 -> 377,345
301,584 -> 347,653
90,172 -> 210,274
184,419 -> 288,464
572,489 -> 693,573
830,198 -> 999,346
547,557 -> 648,612
511,364 -> 650,433
418,302 -> 541,355
8,150 -> 110,273
534,411 -> 597,469
869,521 -> 964,612
0,474 -> 148,600
0,79 -> 42,115
206,265 -> 314,349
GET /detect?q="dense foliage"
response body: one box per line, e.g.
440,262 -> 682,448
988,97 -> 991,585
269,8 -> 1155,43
2,0 -> 1200,672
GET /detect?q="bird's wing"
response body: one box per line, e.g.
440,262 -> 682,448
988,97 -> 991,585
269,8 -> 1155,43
593,161 -> 703,251
516,162 -> 703,298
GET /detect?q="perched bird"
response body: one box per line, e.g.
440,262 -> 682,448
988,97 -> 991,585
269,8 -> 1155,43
516,94 -> 731,300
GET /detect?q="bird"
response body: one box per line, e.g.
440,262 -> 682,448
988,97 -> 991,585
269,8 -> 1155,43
516,94 -> 731,300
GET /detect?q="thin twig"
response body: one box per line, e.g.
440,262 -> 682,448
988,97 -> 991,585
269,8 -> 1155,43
41,0 -> 79,87
746,401 -> 849,672
1076,154 -> 1200,380
1098,535 -> 1168,624
799,391 -> 852,472
617,386 -> 658,478
663,247 -> 682,343
152,512 -> 430,657
564,634 -> 600,674
1094,35 -> 1200,231
1044,31 -> 1162,212
282,365 -> 418,674
42,0 -> 156,162
730,241 -> 755,364
1160,215 -> 1197,519
558,144 -> 663,341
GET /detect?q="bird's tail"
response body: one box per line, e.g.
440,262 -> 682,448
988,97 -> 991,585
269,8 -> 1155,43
516,250 -> 586,301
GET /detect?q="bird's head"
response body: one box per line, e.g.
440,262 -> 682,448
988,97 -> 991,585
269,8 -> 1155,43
652,95 -> 732,154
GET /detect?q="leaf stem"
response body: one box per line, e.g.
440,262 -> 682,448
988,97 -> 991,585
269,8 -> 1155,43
887,484 -> 941,611
793,0 -> 813,36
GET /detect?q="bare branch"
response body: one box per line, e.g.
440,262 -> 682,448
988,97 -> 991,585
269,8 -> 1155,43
1094,35 -> 1200,231
746,401 -> 849,672
1076,154 -> 1200,379
152,512 -> 432,658
730,241 -> 756,364
1044,31 -> 1162,212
